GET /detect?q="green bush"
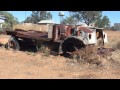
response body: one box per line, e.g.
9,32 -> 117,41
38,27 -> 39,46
38,44 -> 50,57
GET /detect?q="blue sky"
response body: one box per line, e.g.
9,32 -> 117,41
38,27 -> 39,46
8,11 -> 120,26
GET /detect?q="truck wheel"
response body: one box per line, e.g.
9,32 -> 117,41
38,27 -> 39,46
5,36 -> 20,51
62,38 -> 85,53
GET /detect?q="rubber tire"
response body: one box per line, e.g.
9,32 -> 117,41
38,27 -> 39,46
5,36 -> 20,51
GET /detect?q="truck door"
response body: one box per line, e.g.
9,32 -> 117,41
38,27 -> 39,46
96,29 -> 104,47
52,25 -> 59,42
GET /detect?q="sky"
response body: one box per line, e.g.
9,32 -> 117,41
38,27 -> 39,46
8,11 -> 120,26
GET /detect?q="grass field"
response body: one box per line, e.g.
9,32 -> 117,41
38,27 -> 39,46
0,30 -> 120,79
105,30 -> 120,48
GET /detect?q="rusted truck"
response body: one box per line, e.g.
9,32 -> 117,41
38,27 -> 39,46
3,24 -> 108,54
1,24 -> 108,54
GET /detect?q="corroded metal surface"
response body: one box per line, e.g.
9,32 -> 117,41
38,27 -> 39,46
5,29 -> 49,41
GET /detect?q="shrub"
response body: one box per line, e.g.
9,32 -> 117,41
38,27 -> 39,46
110,50 -> 120,64
38,44 -> 50,57
71,45 -> 101,65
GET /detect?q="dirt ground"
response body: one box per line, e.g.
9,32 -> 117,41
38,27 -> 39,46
0,31 -> 120,79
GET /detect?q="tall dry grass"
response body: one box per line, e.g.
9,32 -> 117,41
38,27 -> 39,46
105,31 -> 120,48
70,31 -> 120,66
71,45 -> 101,65
102,31 -> 120,67
110,50 -> 120,63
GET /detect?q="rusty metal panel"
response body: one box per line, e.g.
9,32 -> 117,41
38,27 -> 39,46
16,31 -> 48,40
48,24 -> 54,39
52,25 -> 59,42
5,30 -> 49,41
66,26 -> 72,36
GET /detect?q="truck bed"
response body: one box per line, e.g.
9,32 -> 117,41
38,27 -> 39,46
5,30 -> 50,41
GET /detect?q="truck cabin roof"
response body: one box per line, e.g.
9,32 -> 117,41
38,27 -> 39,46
77,26 -> 93,33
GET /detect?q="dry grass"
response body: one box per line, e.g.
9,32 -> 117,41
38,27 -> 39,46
105,30 -> 120,48
71,45 -> 101,65
110,50 -> 120,63
38,44 -> 50,57
0,31 -> 120,79
112,41 -> 120,50
70,30 -> 120,67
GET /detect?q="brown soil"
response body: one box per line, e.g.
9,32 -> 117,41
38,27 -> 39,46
0,31 -> 120,79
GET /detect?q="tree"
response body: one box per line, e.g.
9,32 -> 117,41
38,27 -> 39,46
24,16 -> 31,23
24,11 -> 52,24
31,11 -> 39,23
70,11 -> 102,26
39,11 -> 52,21
24,11 -> 40,23
61,16 -> 76,25
101,16 -> 110,28
46,11 -> 52,20
95,16 -> 110,28
0,11 -> 19,25
94,15 -> 102,27
39,11 -> 46,20
0,11 -> 19,28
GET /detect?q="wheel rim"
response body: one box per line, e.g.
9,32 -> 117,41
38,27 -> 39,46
8,41 -> 16,49
5,36 -> 20,51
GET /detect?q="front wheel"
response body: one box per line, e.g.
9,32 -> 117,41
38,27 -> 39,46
5,36 -> 20,51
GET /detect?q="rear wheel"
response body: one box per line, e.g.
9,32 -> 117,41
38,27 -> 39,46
5,36 -> 20,51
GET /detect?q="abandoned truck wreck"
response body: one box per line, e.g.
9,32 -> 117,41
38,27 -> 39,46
3,24 -> 108,54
